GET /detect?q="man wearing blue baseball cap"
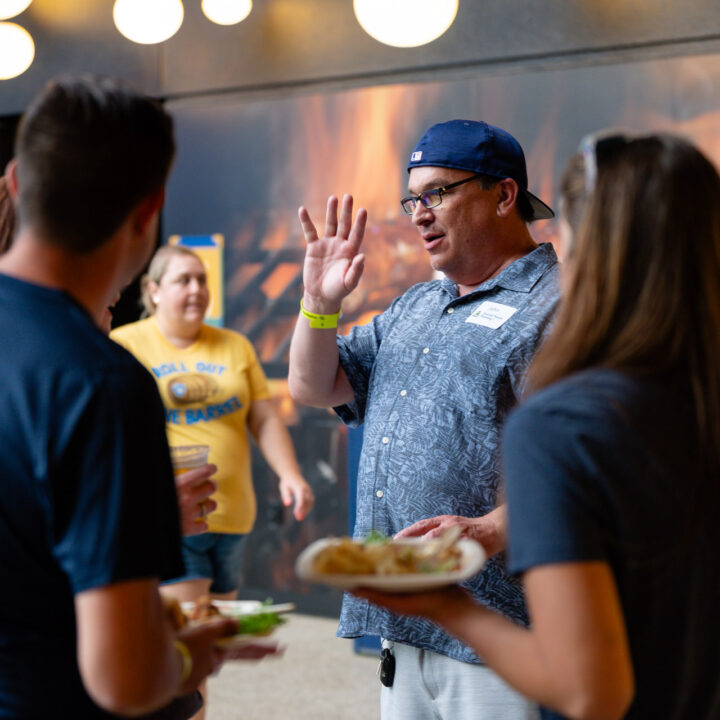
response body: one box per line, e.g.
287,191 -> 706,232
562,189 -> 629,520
290,119 -> 559,719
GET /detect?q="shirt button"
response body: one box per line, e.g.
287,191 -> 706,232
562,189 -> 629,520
422,347 -> 430,354
376,490 -> 384,498
400,390 -> 407,396
447,308 -> 454,314
381,436 -> 390,444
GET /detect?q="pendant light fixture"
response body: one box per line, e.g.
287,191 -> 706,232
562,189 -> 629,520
0,21 -> 34,79
113,0 -> 184,45
201,0 -> 252,26
0,0 -> 32,20
353,0 -> 458,48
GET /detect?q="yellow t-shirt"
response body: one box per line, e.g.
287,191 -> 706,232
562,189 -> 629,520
111,317 -> 271,533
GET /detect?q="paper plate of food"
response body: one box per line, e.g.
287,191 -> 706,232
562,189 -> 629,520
295,527 -> 486,593
173,597 -> 294,649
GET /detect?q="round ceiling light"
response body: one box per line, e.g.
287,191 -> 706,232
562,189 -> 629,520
0,21 -> 34,79
201,0 -> 252,26
353,0 -> 458,48
0,0 -> 32,21
113,0 -> 184,45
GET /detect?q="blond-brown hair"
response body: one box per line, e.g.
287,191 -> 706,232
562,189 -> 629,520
528,134 -> 720,458
140,244 -> 202,317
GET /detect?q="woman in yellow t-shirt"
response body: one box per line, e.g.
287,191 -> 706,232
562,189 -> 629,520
112,245 -> 314,605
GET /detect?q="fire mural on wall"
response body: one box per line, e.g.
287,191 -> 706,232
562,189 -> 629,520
226,85 -> 445,364
165,51 -> 720,612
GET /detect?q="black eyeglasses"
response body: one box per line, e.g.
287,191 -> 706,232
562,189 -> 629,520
400,173 -> 484,215
579,132 -> 630,192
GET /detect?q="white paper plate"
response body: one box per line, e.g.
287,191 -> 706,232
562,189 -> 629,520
179,600 -> 294,648
180,600 -> 295,618
181,600 -> 263,616
295,537 -> 486,593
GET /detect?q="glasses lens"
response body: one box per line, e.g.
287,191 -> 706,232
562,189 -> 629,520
420,190 -> 441,209
401,188 -> 444,214
400,197 -> 416,215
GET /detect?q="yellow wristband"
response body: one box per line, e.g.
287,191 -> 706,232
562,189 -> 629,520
173,639 -> 193,684
300,299 -> 341,329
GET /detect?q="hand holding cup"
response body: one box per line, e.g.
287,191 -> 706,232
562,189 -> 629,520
170,445 -> 216,536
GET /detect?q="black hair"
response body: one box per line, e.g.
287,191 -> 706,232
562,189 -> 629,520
14,75 -> 175,253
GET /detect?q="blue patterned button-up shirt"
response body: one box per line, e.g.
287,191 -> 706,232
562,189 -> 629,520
334,242 -> 560,663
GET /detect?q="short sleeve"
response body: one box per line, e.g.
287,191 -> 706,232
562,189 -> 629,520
335,304 -> 395,426
50,363 -> 184,593
503,401 -> 610,576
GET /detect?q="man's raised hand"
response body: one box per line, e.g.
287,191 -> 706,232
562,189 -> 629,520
298,194 -> 367,313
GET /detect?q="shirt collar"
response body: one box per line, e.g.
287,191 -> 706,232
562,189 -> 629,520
441,242 -> 558,299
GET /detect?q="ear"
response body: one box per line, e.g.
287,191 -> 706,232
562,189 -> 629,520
132,188 -> 165,236
495,178 -> 520,218
146,279 -> 160,303
5,159 -> 19,201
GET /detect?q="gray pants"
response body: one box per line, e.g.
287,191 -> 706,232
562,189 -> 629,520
380,641 -> 539,720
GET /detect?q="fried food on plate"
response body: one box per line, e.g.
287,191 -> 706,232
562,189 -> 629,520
312,531 -> 462,576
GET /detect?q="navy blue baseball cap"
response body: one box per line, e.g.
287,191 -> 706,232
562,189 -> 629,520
407,119 -> 554,220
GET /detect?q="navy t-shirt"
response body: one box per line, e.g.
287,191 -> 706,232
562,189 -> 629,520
503,368 -> 720,720
0,274 -> 185,718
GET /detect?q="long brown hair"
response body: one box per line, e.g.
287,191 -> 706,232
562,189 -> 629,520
528,134 -> 720,456
0,176 -> 16,255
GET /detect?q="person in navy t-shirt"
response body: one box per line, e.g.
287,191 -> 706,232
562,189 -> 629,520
0,76 -> 244,718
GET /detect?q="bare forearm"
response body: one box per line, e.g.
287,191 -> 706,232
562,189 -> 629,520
288,305 -> 354,407
356,562 -> 633,720
428,564 -> 634,720
98,632 -> 180,717
249,399 -> 314,519
253,413 -> 302,478
76,584 -> 182,715
436,600 -> 558,709
439,602 -> 629,719
291,194 -> 366,406
77,582 -> 239,716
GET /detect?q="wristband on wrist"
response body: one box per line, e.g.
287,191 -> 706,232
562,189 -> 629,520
300,299 -> 342,329
173,640 -> 193,684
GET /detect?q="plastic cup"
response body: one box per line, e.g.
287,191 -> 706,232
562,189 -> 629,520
169,444 -> 210,474
170,445 -> 212,525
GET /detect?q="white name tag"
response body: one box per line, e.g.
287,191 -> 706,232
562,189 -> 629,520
466,301 -> 518,329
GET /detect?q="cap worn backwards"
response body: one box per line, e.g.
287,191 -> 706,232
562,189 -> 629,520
407,119 -> 554,221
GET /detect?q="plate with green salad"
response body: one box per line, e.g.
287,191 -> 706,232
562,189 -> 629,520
180,598 -> 294,649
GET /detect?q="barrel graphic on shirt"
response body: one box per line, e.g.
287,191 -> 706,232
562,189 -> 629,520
166,374 -> 218,404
